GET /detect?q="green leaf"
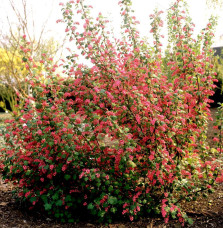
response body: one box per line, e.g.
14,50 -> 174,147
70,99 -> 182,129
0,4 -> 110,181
85,126 -> 91,131
24,161 -> 29,166
52,193 -> 59,200
67,157 -> 73,162
90,135 -> 96,141
100,89 -> 106,94
98,210 -> 105,217
68,218 -> 75,223
108,186 -> 113,192
22,57 -> 27,62
67,134 -> 73,139
108,196 -> 118,205
41,195 -> 48,203
64,174 -> 71,180
25,170 -> 31,175
44,203 -> 52,210
127,160 -> 136,168
62,154 -> 67,158
188,218 -> 193,225
56,200 -> 63,206
111,207 -> 117,213
36,87 -> 43,93
49,141 -> 54,147
65,195 -> 72,202
87,203 -> 94,210
35,103 -> 42,109
30,197 -> 36,203
84,177 -> 88,182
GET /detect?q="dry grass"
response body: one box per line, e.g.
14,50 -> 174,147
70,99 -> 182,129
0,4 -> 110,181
0,113 -> 12,123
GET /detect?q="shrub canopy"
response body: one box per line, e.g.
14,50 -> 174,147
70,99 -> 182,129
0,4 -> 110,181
1,0 -> 223,225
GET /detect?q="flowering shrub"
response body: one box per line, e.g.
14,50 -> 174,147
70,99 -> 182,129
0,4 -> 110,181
1,0 -> 223,225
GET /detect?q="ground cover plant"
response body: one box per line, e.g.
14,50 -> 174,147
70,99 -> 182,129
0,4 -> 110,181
0,0 -> 223,226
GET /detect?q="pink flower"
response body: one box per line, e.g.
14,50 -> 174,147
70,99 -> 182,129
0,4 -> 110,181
135,114 -> 141,124
113,80 -> 121,87
161,207 -> 167,218
164,217 -> 169,223
62,165 -> 67,172
25,191 -> 31,198
76,118 -> 81,124
213,137 -> 219,142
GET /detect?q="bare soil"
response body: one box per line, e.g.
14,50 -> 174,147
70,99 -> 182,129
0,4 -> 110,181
0,109 -> 223,228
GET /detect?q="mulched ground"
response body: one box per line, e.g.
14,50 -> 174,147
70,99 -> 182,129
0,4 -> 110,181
0,109 -> 223,228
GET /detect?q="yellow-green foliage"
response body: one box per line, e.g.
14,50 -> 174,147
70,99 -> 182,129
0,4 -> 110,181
0,48 -> 28,81
0,48 -> 29,113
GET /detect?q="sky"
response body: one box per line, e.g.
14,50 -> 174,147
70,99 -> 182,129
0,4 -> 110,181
0,0 -> 222,54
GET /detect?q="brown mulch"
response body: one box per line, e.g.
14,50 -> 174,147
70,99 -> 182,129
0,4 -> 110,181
0,109 -> 223,228
0,177 -> 223,228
